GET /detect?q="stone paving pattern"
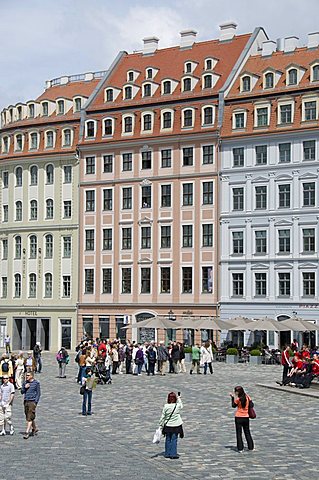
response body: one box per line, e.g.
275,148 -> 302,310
1,353 -> 318,480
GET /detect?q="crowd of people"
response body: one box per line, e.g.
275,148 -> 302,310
279,342 -> 319,388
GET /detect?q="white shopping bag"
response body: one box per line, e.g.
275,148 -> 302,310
152,427 -> 162,444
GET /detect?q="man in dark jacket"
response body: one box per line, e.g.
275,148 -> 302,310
21,372 -> 41,439
157,341 -> 170,376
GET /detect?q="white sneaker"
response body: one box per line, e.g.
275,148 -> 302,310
0,430 -> 6,436
10,427 -> 14,435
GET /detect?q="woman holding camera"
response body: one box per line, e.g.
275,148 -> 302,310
159,391 -> 184,459
230,385 -> 254,452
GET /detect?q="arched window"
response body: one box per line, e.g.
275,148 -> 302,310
46,131 -> 54,148
183,109 -> 193,127
2,136 -> 9,153
30,200 -> 38,220
29,273 -> 37,298
46,164 -> 54,184
313,65 -> 319,81
46,199 -> 54,219
124,86 -> 132,100
15,134 -> 23,151
15,236 -> 22,259
163,81 -> 171,94
203,107 -> 214,125
183,78 -> 192,91
57,100 -> 65,115
163,111 -> 172,129
30,132 -> 38,149
203,75 -> 212,89
16,167 -> 22,187
147,68 -> 153,79
143,84 -> 151,97
242,76 -> 251,92
45,234 -> 53,258
185,62 -> 192,73
143,114 -> 152,131
206,59 -> 212,70
29,235 -> 37,258
103,119 -> 113,135
124,116 -> 133,133
74,98 -> 82,111
288,69 -> 297,85
105,89 -> 113,102
14,273 -> 21,298
30,166 -> 38,185
63,129 -> 71,146
45,273 -> 53,298
265,72 -> 274,89
15,201 -> 22,221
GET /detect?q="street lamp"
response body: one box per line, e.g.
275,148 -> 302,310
168,309 -> 174,321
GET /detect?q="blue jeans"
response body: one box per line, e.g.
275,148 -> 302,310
165,433 -> 178,457
82,389 -> 92,415
35,356 -> 42,373
79,366 -> 86,383
137,362 -> 143,374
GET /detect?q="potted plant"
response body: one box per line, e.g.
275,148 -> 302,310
226,347 -> 238,364
249,349 -> 262,365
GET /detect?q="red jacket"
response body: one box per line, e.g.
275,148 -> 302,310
281,350 -> 292,366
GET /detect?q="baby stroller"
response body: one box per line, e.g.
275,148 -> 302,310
95,362 -> 112,385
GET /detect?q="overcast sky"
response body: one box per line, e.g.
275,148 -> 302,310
1,0 -> 319,111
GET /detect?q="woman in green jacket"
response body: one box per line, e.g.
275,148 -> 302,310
159,391 -> 183,459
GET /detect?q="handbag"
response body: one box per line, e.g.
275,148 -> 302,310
79,385 -> 85,395
248,398 -> 256,419
153,403 -> 177,444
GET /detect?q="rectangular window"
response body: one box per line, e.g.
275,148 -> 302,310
122,153 -> 132,171
202,145 -> 214,164
303,140 -> 316,161
278,229 -> 291,253
303,182 -> 315,207
202,266 -> 213,293
233,187 -> 244,211
85,269 -> 94,294
182,225 -> 193,248
141,226 -> 151,249
255,185 -> 267,210
280,104 -> 292,124
232,273 -> 244,296
122,187 -> 132,210
302,272 -> 315,296
183,147 -> 193,166
279,143 -> 291,163
203,181 -> 213,205
85,156 -> 95,174
3,205 -> 8,222
182,267 -> 192,293
2,239 -> 8,259
255,272 -> 267,296
102,268 -> 112,294
64,166 -> 72,183
234,113 -> 245,129
122,227 -> 132,250
278,272 -> 290,296
63,275 -> 71,297
1,277 -> 7,298
161,226 -> 171,248
103,155 -> 113,173
63,201 -> 72,218
85,190 -> 95,212
161,184 -> 171,208
182,183 -> 193,206
161,149 -> 172,168
255,145 -> 267,165
103,228 -> 112,250
103,189 -> 113,210
255,230 -> 267,254
233,147 -> 244,167
142,185 -> 151,208
278,184 -> 290,208
141,268 -> 151,293
160,267 -> 171,293
2,171 -> 8,188
141,151 -> 152,169
256,107 -> 268,127
232,231 -> 243,254
63,236 -> 71,258
122,268 -> 131,294
202,224 -> 213,247
303,228 -> 315,253
304,101 -> 316,121
85,230 -> 94,250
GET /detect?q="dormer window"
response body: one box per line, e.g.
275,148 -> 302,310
312,65 -> 319,81
124,86 -> 132,100
63,129 -> 72,147
288,69 -> 297,85
265,72 -> 274,89
183,78 -> 192,92
2,136 -> 9,153
42,102 -> 48,116
9,108 -> 13,122
29,104 -> 35,118
57,100 -> 65,115
105,89 -> 113,102
86,121 -> 96,138
143,114 -> 152,131
15,134 -> 23,152
143,84 -> 151,97
206,59 -> 212,70
17,106 -> 22,120
203,74 -> 212,89
30,132 -> 38,150
242,76 -> 251,92
103,118 -> 113,136
74,98 -> 82,112
146,68 -> 153,79
185,62 -> 192,73
128,71 -> 134,82
45,131 -> 54,148
163,81 -> 171,95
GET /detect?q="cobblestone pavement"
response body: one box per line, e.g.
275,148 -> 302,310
1,354 -> 318,480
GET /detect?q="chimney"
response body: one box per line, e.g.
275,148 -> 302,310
284,36 -> 299,53
261,40 -> 277,57
308,32 -> 319,49
276,38 -> 284,51
180,29 -> 197,48
143,37 -> 159,55
219,22 -> 237,41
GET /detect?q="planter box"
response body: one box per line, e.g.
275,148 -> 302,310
249,355 -> 262,365
226,355 -> 238,364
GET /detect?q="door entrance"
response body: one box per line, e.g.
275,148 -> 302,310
0,319 -> 6,348
60,319 -> 71,349
13,317 -> 50,351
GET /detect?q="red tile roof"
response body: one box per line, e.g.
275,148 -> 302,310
37,79 -> 100,102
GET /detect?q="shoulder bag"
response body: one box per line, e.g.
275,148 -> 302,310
248,397 -> 256,419
153,403 -> 177,444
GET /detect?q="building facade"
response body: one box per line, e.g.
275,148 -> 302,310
220,34 -> 319,348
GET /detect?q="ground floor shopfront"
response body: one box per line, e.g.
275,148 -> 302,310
77,304 -> 218,346
219,302 -> 319,349
0,307 -> 77,352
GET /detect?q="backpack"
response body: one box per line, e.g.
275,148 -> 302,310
2,361 -> 9,373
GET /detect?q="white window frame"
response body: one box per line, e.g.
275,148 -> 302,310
181,107 -> 195,128
201,105 -> 215,126
85,119 -> 97,138
160,108 -> 174,131
62,128 -> 73,147
14,133 -> 24,152
232,109 -> 247,129
102,117 -> 115,136
28,131 -> 39,150
122,114 -> 135,136
301,95 -> 319,122
141,111 -> 154,133
44,129 -> 56,149
254,102 -> 271,127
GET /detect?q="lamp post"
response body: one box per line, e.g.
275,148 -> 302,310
167,309 -> 175,343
